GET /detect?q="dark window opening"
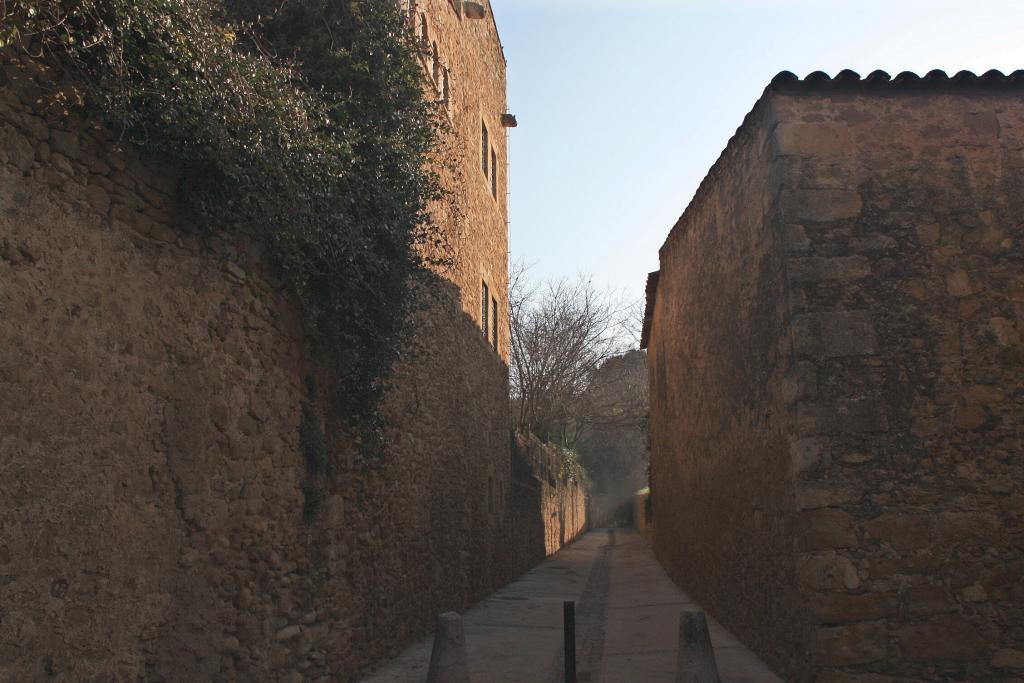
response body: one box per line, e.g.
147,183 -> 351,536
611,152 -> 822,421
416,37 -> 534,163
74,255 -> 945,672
491,148 -> 498,198
481,280 -> 489,339
491,297 -> 498,350
481,122 -> 489,177
432,42 -> 440,85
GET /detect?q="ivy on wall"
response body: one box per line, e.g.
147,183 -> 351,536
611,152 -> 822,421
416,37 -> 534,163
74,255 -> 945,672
2,0 -> 454,451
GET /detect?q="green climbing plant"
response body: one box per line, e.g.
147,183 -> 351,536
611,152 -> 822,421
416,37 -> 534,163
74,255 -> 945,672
3,0 -> 453,452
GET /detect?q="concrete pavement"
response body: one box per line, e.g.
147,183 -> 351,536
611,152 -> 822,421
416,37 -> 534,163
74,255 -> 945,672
361,529 -> 782,683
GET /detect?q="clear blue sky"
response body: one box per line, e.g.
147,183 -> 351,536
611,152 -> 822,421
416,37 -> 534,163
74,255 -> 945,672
492,0 -> 1024,305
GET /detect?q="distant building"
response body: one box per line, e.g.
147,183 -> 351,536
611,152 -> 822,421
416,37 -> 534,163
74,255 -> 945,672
641,70 -> 1024,682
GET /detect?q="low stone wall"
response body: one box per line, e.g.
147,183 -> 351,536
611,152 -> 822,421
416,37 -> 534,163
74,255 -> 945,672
509,434 -> 590,576
0,53 -> 528,681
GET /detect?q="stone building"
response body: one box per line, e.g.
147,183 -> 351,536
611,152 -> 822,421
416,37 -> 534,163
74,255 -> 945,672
641,70 -> 1024,681
0,2 -> 588,681
411,0 -> 515,360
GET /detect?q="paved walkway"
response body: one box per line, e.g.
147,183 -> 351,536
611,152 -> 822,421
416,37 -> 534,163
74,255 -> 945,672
362,529 -> 781,683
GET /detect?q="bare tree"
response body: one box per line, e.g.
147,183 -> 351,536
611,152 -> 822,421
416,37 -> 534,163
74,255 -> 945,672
509,259 -> 633,447
622,295 -> 646,348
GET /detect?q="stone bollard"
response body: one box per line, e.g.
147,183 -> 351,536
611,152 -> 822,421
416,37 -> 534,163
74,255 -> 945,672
675,611 -> 721,683
426,612 -> 471,683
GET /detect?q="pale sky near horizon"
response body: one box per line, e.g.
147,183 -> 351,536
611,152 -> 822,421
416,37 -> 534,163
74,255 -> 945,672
491,0 -> 1024,307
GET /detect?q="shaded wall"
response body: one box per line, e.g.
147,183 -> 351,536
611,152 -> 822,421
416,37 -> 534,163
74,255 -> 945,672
646,80 -> 1024,682
646,99 -> 809,677
0,51 -> 523,681
773,89 -> 1024,682
509,434 -> 589,577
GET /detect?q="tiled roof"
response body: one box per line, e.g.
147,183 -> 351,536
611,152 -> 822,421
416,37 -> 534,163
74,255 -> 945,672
769,68 -> 1024,91
641,69 -> 1024,350
677,69 -> 1024,254
696,70 -> 1024,240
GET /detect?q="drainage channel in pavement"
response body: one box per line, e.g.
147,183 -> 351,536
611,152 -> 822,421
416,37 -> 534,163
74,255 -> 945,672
550,528 -> 615,683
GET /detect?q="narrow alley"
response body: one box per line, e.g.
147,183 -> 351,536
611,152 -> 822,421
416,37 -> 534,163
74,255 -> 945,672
363,530 -> 781,682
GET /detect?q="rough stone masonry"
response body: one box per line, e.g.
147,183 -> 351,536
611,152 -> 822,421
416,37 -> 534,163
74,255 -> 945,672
642,70 -> 1024,682
0,1 -> 588,680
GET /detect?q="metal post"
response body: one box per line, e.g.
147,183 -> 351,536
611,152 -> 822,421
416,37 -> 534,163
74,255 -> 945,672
563,600 -> 577,683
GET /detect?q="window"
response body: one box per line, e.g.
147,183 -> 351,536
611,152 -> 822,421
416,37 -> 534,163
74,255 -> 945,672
419,12 -> 428,46
481,280 -> 489,340
481,122 -> 489,177
491,297 -> 498,350
491,148 -> 498,198
432,42 -> 440,86
441,67 -> 450,104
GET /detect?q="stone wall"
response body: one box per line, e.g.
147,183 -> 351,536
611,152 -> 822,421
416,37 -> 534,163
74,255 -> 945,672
644,99 -> 810,678
775,84 -> 1024,683
644,74 -> 1024,682
416,0 -> 511,361
509,434 -> 589,576
0,31 -> 548,683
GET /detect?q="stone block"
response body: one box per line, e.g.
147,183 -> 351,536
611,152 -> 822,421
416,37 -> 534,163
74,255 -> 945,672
801,509 -> 859,550
782,361 -> 818,403
946,269 -> 977,297
787,256 -> 871,283
84,182 -> 111,215
797,484 -> 862,511
894,615 -> 988,662
49,129 -> 80,159
834,398 -> 889,434
811,592 -> 899,625
964,111 -> 1000,138
774,122 -> 853,157
938,511 -> 1002,544
1,124 -> 35,173
812,621 -> 888,666
953,404 -> 988,430
989,317 -> 1021,346
905,585 -> 955,617
798,399 -> 889,435
781,188 -> 863,223
993,648 -> 1024,670
961,584 -> 987,603
784,223 -> 811,252
798,553 -> 860,592
789,437 -> 825,476
792,312 -> 879,358
915,223 -> 941,246
863,513 -> 932,551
